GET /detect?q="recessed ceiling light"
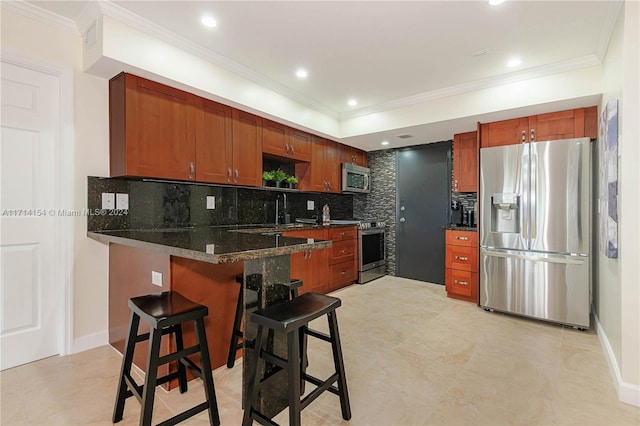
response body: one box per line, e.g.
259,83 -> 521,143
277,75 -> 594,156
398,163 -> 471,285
489,0 -> 505,5
295,69 -> 308,79
201,16 -> 217,28
506,58 -> 522,67
347,99 -> 358,107
381,141 -> 390,146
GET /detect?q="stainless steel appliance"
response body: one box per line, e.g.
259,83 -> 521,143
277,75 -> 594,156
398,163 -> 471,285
341,163 -> 371,193
330,219 -> 387,283
479,137 -> 591,328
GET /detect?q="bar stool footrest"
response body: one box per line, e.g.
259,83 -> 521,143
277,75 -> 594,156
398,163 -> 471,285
156,401 -> 210,426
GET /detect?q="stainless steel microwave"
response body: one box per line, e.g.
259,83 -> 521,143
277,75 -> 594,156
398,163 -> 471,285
342,163 -> 371,193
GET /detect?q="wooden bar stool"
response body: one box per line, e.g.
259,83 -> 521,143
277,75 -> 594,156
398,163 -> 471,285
227,275 -> 303,368
113,291 -> 220,426
242,292 -> 351,426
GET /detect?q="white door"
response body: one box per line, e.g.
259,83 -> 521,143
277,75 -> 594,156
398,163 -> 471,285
1,61 -> 61,370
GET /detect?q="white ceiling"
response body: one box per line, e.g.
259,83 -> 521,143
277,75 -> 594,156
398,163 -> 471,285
24,0 -> 619,150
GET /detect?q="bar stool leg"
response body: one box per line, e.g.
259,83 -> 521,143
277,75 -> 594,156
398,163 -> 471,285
328,311 -> 351,421
227,282 -> 244,368
194,317 -> 221,426
242,326 -> 265,426
113,311 -> 140,423
287,329 -> 302,426
173,324 -> 188,393
140,327 -> 162,426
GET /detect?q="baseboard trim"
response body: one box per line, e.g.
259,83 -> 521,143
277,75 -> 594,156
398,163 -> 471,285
594,312 -> 640,407
72,330 -> 109,354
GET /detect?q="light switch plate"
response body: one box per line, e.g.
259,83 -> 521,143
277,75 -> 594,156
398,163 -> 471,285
116,193 -> 129,210
102,193 -> 115,210
206,244 -> 215,254
307,200 -> 314,210
206,196 -> 216,210
151,271 -> 163,287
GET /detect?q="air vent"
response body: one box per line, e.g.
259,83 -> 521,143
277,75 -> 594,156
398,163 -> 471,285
472,48 -> 490,57
396,134 -> 414,139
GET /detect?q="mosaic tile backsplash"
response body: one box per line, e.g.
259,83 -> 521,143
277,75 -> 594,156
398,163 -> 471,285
87,177 -> 354,232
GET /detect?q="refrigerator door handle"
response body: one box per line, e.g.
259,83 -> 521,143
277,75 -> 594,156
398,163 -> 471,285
482,249 -> 586,265
521,148 -> 530,243
530,149 -> 537,242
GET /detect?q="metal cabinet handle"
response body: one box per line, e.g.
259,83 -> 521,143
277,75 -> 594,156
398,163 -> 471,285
227,168 -> 232,182
341,232 -> 346,236
454,280 -> 468,285
340,249 -> 347,254
521,130 -> 526,143
455,236 -> 469,241
234,169 -> 239,183
530,128 -> 535,142
341,270 -> 346,275
189,162 -> 195,180
455,256 -> 469,261
308,250 -> 312,259
285,143 -> 290,155
291,144 -> 294,156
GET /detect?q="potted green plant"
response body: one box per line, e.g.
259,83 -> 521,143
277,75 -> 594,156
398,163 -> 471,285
285,175 -> 298,189
262,170 -> 274,187
271,169 -> 287,187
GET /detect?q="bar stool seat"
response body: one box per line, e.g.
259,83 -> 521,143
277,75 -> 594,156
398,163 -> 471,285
242,292 -> 351,426
227,275 -> 303,368
113,291 -> 220,426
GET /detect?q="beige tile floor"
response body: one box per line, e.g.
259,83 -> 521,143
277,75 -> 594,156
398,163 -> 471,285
2,276 -> 639,425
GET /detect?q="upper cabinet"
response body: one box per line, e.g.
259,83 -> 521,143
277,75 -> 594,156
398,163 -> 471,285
341,145 -> 368,168
479,106 -> 597,148
194,97 -> 233,184
262,119 -> 311,162
296,137 -> 340,193
109,73 -> 196,180
231,110 -> 263,186
453,131 -> 478,193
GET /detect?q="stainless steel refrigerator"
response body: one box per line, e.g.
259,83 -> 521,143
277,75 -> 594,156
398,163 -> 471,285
479,137 -> 591,328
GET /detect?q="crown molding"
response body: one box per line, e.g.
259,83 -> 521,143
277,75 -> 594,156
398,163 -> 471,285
339,54 -> 603,121
0,0 -> 81,36
595,0 -> 624,61
93,0 -> 339,119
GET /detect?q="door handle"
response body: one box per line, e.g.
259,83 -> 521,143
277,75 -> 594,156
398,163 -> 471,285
234,169 -> 239,183
455,256 -> 469,261
291,144 -> 294,156
454,280 -> 468,285
455,236 -> 468,241
285,143 -> 290,155
530,128 -> 535,142
227,168 -> 232,182
189,162 -> 195,180
400,217 -> 406,223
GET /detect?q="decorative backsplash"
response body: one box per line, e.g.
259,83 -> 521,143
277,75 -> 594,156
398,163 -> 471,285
87,177 -> 353,232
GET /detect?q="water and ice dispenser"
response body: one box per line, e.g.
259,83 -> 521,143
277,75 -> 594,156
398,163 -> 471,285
490,193 -> 519,233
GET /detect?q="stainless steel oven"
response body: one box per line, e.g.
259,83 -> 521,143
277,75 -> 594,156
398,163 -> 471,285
358,221 -> 386,283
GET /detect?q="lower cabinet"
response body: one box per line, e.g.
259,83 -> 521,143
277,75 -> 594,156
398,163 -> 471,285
284,226 -> 358,294
445,229 -> 478,303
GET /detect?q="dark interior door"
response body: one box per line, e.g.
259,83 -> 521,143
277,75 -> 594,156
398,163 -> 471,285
396,142 -> 451,284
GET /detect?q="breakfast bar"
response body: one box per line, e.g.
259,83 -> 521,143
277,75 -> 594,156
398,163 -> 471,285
89,225 -> 332,418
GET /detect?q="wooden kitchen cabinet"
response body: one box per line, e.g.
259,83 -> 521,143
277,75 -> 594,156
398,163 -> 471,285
283,226 -> 358,294
194,97 -> 233,184
479,106 -> 597,148
109,72 -> 196,180
231,109 -> 263,186
341,145 -> 368,167
445,229 -> 478,303
262,119 -> 311,162
453,131 -> 478,193
296,137 -> 340,193
283,228 -> 329,294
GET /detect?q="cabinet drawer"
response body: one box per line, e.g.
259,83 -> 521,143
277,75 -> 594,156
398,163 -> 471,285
446,230 -> 477,247
446,246 -> 478,272
445,269 -> 477,298
329,240 -> 356,265
330,261 -> 357,286
328,226 -> 357,242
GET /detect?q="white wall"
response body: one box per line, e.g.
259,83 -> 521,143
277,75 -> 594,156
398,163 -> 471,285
595,0 -> 640,406
1,9 -> 111,349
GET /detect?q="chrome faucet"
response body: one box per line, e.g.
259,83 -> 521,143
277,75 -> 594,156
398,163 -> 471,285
275,193 -> 288,225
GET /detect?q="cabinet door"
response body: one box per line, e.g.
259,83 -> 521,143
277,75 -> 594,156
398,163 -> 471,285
232,109 -> 262,186
288,129 -> 312,162
323,140 -> 341,193
262,119 -> 288,158
453,131 -> 478,193
529,108 -> 585,142
195,97 -> 233,184
300,137 -> 328,192
479,117 -> 528,148
111,73 -> 196,179
353,148 -> 368,167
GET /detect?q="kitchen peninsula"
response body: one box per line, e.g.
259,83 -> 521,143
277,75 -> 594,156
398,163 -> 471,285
89,224 -> 332,418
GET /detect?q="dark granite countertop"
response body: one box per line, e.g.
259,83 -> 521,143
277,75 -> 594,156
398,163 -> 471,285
445,225 -> 477,231
85,223 -> 355,264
